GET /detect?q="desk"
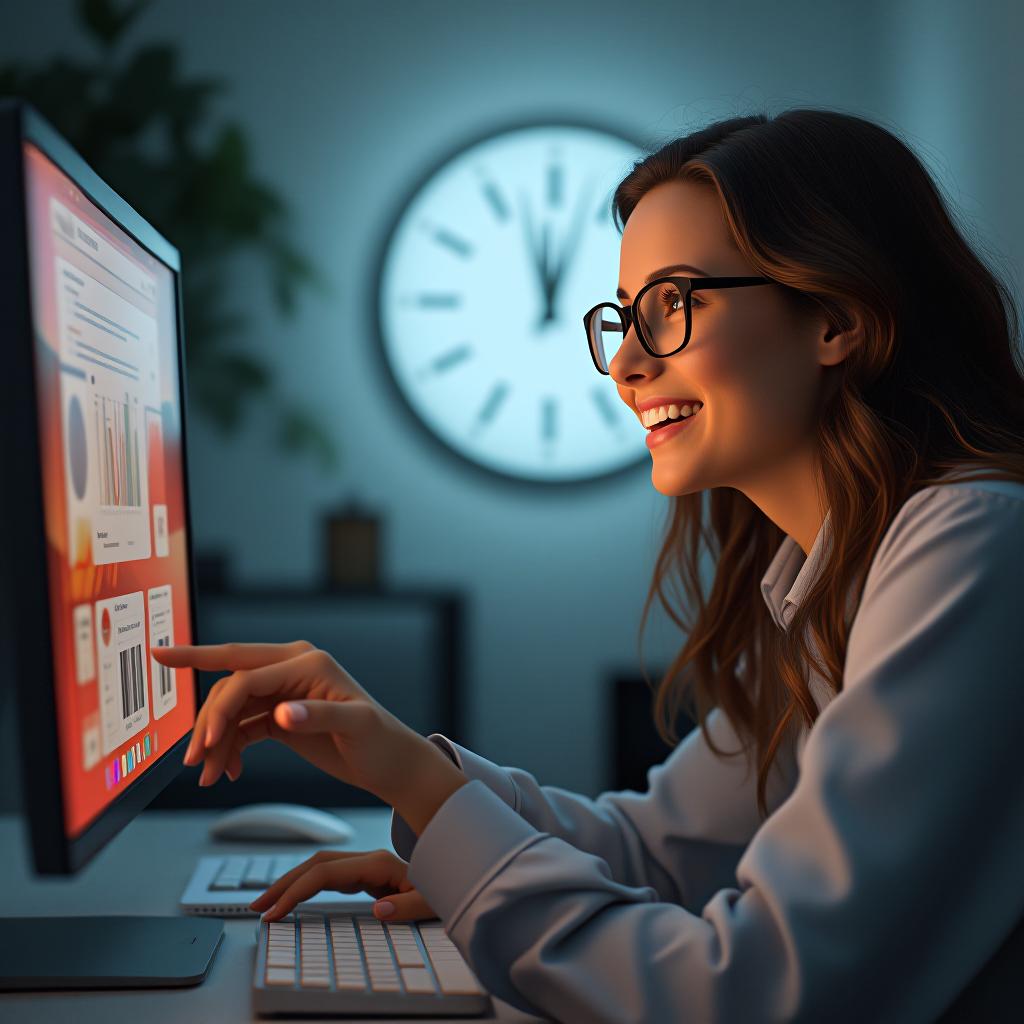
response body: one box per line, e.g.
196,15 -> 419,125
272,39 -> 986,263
0,808 -> 547,1023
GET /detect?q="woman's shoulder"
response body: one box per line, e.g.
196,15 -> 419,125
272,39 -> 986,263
896,465 -> 1024,519
871,466 -> 1024,580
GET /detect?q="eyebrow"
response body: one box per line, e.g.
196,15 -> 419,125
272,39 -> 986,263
616,263 -> 710,302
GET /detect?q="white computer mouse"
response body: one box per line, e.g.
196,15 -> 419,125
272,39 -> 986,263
209,803 -> 356,843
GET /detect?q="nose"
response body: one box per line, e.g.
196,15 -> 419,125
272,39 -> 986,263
608,320 -> 663,386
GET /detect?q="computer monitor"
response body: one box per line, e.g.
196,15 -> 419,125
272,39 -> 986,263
0,99 -> 222,988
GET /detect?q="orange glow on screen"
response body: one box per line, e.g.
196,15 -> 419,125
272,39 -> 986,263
23,141 -> 196,838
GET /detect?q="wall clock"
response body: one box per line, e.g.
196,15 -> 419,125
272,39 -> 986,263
375,120 -> 650,483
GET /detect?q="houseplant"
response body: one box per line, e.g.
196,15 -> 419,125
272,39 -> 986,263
1,0 -> 341,473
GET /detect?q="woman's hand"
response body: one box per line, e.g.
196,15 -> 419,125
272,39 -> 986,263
251,849 -> 436,923
151,640 -> 467,828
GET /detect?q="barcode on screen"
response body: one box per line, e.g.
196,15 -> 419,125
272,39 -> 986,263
156,636 -> 172,697
118,642 -> 145,719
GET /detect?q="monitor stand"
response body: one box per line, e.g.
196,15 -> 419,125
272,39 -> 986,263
0,916 -> 224,990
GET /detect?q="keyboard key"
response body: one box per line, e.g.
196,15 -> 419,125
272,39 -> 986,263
401,966 -> 436,993
433,963 -> 484,995
272,855 -> 301,877
211,854 -> 247,890
390,943 -> 425,967
242,855 -> 273,888
265,967 -> 295,986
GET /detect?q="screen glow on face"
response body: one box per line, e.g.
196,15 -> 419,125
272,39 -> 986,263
378,124 -> 649,482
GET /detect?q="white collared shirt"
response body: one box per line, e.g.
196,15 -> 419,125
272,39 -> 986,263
760,507 -> 833,632
392,473 -> 1024,1022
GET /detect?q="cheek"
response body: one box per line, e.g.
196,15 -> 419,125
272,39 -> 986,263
690,318 -> 810,438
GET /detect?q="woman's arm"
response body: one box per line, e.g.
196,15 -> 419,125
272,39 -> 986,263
400,485 -> 1024,1022
392,700 -> 798,913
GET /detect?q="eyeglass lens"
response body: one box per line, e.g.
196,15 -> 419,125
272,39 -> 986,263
589,280 -> 689,371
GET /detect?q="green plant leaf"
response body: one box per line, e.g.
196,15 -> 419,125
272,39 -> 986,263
275,403 -> 342,474
267,233 -> 330,313
2,7 -> 341,476
79,0 -> 151,48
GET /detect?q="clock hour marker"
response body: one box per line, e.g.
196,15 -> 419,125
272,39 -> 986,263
413,293 -> 461,309
590,387 -> 622,434
474,381 -> 510,431
477,172 -> 510,222
540,397 -> 557,443
425,343 -> 473,375
547,161 -> 563,208
432,227 -> 473,259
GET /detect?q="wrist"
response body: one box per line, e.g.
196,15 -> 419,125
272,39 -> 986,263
391,735 -> 468,837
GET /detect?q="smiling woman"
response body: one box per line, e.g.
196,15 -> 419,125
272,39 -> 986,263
605,109 -> 1024,820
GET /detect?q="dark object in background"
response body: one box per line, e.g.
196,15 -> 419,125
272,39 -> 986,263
609,671 -> 695,792
324,500 -> 381,589
194,549 -> 231,594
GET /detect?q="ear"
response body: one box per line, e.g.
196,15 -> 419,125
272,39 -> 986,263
815,302 -> 865,369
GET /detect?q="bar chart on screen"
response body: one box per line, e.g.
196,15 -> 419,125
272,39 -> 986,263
95,391 -> 142,508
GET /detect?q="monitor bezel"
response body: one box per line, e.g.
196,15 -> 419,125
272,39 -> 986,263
0,98 -> 203,874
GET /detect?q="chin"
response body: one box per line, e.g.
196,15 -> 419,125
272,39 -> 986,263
650,461 -> 699,497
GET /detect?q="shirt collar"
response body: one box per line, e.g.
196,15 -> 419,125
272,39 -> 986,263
760,509 -> 833,631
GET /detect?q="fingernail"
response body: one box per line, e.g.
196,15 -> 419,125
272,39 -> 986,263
284,702 -> 308,722
374,900 -> 395,918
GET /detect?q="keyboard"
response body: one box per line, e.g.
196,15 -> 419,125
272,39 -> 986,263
181,854 -> 374,915
211,853 -> 302,889
252,910 -> 493,1017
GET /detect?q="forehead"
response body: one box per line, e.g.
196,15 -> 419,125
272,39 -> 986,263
618,180 -> 732,287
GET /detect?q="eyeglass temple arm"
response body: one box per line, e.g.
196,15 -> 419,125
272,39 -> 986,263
688,276 -> 773,290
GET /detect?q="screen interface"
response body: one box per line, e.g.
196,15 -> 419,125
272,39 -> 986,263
23,140 -> 196,837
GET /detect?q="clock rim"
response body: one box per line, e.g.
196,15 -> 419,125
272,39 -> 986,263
370,112 -> 656,488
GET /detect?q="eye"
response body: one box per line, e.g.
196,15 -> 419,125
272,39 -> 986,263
657,288 -> 706,313
658,286 -> 681,314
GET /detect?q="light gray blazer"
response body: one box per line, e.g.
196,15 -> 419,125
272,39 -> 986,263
391,475 -> 1024,1023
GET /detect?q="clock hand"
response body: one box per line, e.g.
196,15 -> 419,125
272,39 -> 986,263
519,191 -> 549,293
520,191 -> 562,329
544,178 -> 596,313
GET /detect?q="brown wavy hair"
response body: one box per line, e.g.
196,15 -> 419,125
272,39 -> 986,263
620,108 -> 1024,819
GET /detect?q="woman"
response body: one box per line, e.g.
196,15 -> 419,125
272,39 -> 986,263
153,108 -> 1024,1022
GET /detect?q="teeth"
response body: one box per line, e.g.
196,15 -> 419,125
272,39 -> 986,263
642,401 -> 703,429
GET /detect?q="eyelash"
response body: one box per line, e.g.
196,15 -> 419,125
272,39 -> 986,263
658,287 -> 706,312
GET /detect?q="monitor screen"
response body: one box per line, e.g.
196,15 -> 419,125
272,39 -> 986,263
22,139 -> 196,841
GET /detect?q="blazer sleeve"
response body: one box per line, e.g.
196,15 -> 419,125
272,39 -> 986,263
400,486 -> 1024,1023
391,697 -> 798,912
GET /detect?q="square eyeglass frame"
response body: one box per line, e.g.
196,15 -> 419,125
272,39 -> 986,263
584,275 -> 774,375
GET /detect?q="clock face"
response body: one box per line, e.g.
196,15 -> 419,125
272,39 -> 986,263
376,122 -> 650,483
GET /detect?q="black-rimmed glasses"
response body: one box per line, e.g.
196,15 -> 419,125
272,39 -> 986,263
583,275 -> 773,375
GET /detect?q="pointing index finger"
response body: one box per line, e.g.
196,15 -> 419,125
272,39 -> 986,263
150,640 -> 313,671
